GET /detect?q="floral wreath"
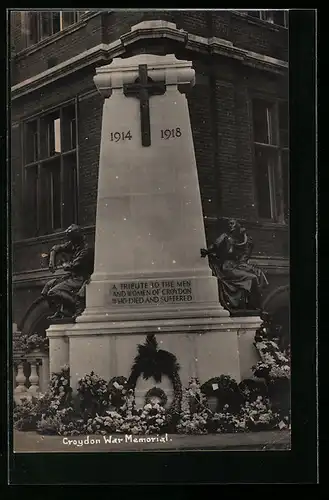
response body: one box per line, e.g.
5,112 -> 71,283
200,375 -> 242,412
126,334 -> 182,420
144,387 -> 168,407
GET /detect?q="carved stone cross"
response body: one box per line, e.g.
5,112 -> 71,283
123,64 -> 166,147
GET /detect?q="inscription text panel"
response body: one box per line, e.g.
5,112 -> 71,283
110,279 -> 194,306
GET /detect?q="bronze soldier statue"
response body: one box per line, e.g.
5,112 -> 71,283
201,219 -> 268,314
41,224 -> 94,321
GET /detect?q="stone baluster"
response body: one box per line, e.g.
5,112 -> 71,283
27,361 -> 40,397
14,360 -> 28,403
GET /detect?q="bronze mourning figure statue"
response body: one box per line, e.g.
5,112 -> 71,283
42,224 -> 94,321
200,219 -> 268,314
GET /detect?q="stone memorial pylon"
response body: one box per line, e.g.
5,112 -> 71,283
47,54 -> 261,390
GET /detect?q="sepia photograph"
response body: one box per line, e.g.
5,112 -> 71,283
10,9 -> 291,454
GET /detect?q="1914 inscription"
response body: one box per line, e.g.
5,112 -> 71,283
110,131 -> 132,142
110,280 -> 193,305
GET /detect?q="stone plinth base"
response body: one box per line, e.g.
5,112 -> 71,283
47,323 -> 70,375
47,316 -> 261,392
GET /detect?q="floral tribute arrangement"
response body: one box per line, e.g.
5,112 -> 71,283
13,328 -> 291,436
13,333 -> 49,355
126,334 -> 183,420
252,313 -> 291,419
253,313 -> 290,381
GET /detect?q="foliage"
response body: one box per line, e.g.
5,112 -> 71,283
252,340 -> 290,380
176,378 -> 290,434
14,338 -> 291,436
252,325 -> 291,421
238,378 -> 268,401
253,313 -> 290,381
13,333 -> 49,355
13,396 -> 42,431
201,375 -> 243,412
37,407 -> 86,436
240,396 -> 288,432
85,387 -> 169,435
77,371 -> 111,417
108,376 -> 128,410
49,364 -> 72,401
13,365 -> 74,433
128,334 -> 180,386
176,379 -> 210,434
127,334 -> 182,419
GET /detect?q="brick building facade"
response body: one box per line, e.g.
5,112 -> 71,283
10,10 -> 290,341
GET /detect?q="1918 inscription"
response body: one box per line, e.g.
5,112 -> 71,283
160,128 -> 182,140
110,279 -> 193,305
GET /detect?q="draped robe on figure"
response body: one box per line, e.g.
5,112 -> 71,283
207,230 -> 267,311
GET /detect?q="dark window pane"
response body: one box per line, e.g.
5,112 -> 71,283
26,12 -> 39,46
62,11 -> 77,29
252,99 -> 276,144
279,100 -> 289,148
247,11 -> 261,19
70,118 -> 76,149
254,146 -> 273,219
25,166 -> 38,235
63,154 -> 77,226
76,11 -> 88,21
51,164 -> 62,229
261,11 -> 274,23
25,120 -> 38,163
40,12 -> 52,39
272,11 -> 286,26
39,158 -> 62,233
46,112 -> 61,157
61,105 -> 76,151
39,164 -> 52,233
282,150 -> 289,219
52,12 -> 61,33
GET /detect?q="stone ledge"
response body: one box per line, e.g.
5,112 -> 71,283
11,20 -> 288,99
14,429 -> 291,453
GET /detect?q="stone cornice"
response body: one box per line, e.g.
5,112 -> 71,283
11,20 -> 288,100
13,268 -> 66,287
13,225 -> 95,248
94,53 -> 195,98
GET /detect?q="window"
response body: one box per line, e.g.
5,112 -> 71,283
244,10 -> 288,28
252,98 -> 289,222
21,11 -> 87,48
23,102 -> 78,237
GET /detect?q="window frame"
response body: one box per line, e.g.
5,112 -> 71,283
241,10 -> 289,28
250,94 -> 289,224
22,10 -> 88,49
21,98 -> 79,238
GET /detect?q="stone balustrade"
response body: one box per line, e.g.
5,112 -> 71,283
13,351 -> 50,404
